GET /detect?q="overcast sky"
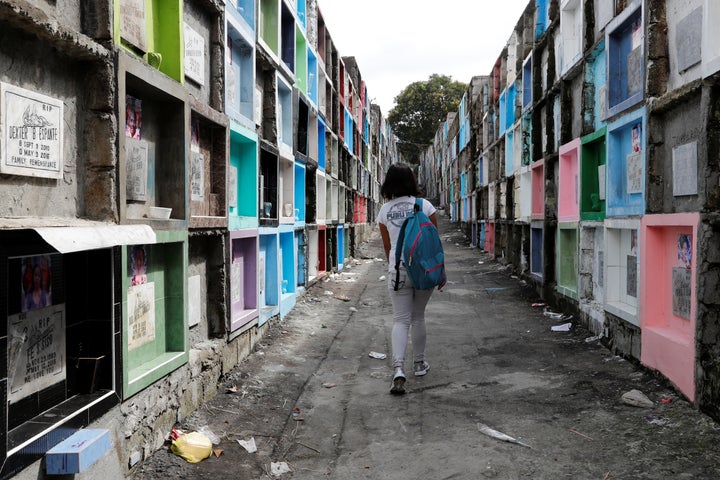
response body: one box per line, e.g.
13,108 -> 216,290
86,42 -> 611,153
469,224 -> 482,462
316,0 -> 533,116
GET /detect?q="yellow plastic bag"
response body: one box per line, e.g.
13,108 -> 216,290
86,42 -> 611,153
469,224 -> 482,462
170,432 -> 213,463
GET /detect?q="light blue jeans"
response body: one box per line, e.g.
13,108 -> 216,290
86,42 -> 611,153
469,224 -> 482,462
388,270 -> 433,369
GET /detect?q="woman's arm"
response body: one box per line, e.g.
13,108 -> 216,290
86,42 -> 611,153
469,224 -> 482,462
379,223 -> 391,261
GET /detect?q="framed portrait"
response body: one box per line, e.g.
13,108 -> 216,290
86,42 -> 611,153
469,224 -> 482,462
129,244 -> 148,286
20,254 -> 53,312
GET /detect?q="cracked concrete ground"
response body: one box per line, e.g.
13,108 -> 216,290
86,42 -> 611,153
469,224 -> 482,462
131,215 -> 720,479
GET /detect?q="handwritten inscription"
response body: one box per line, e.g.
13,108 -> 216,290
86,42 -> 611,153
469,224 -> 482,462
672,267 -> 691,319
8,307 -> 66,404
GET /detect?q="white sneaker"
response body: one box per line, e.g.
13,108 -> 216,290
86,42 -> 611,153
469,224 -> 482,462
414,361 -> 430,377
390,368 -> 406,395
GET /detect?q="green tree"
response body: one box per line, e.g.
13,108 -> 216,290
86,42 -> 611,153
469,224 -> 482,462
387,74 -> 466,163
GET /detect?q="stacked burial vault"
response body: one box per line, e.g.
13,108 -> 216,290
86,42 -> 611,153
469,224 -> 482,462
0,0 -> 398,476
420,0 -> 720,421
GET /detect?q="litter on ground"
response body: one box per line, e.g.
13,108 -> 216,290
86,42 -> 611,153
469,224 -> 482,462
486,287 -> 507,292
622,389 -> 654,408
237,437 -> 257,453
477,423 -> 530,448
170,431 -> 213,463
270,461 -> 291,476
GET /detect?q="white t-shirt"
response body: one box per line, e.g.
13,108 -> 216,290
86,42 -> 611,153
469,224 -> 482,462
377,196 -> 437,272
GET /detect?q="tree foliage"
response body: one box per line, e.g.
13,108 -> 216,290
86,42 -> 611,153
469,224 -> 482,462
387,74 -> 467,163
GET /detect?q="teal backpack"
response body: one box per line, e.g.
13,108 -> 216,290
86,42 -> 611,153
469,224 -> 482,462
394,198 -> 447,291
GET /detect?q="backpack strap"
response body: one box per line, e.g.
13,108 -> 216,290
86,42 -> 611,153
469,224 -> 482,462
394,216 -> 409,292
414,197 -> 422,213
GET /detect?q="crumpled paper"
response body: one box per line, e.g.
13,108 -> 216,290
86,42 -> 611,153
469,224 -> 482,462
271,461 -> 291,476
237,437 -> 257,453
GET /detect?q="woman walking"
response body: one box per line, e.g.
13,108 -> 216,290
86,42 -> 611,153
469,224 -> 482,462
377,164 -> 444,395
